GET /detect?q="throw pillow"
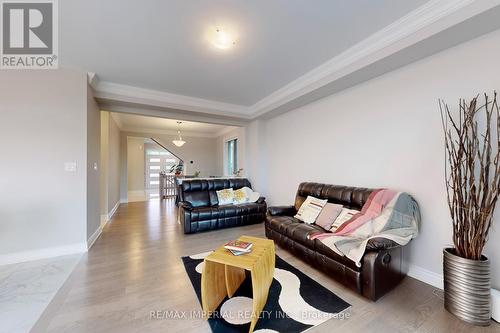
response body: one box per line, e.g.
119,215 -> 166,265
216,188 -> 234,205
232,187 -> 260,204
315,203 -> 343,230
295,196 -> 328,224
243,187 -> 260,203
331,208 -> 360,231
233,188 -> 248,204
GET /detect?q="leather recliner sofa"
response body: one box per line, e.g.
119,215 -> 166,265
265,182 -> 411,301
178,178 -> 266,234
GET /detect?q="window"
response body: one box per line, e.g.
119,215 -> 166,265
226,139 -> 238,175
143,145 -> 181,189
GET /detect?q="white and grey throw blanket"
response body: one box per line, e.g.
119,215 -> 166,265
310,190 -> 420,267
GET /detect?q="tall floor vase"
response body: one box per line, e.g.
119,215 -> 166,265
443,248 -> 491,326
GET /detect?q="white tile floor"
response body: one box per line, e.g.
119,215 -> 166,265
0,254 -> 81,333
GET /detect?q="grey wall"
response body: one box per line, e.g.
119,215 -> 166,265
100,112 -> 109,216
100,111 -> 121,217
120,131 -> 220,200
0,69 -> 90,259
244,120 -> 267,194
108,115 -> 121,209
127,137 -> 145,191
247,29 -> 500,288
86,85 -> 101,240
150,133 -> 220,177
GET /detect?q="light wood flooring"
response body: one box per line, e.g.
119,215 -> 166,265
32,200 -> 500,333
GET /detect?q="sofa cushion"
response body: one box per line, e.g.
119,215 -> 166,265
267,215 -> 361,271
190,202 -> 265,222
267,215 -> 297,235
288,223 -> 325,248
236,202 -> 266,215
180,180 -> 211,207
268,216 -> 323,247
190,206 -> 222,222
183,190 -> 210,208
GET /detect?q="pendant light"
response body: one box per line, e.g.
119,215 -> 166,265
172,121 -> 186,147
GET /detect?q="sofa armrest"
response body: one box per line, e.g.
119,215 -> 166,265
256,196 -> 266,204
268,205 -> 296,217
366,237 -> 400,251
361,245 -> 405,301
178,201 -> 193,210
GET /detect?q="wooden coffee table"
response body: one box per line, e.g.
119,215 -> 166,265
201,235 -> 275,333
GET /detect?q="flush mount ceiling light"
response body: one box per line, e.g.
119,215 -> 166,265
172,121 -> 186,147
210,27 -> 236,50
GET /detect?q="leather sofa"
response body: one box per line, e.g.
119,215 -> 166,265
265,182 -> 409,301
178,178 -> 266,234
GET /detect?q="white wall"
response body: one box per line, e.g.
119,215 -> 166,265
251,29 -> 500,288
0,69 -> 95,263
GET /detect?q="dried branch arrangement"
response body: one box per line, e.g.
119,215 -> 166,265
440,92 -> 500,260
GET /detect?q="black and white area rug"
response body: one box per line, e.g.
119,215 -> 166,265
182,251 -> 351,333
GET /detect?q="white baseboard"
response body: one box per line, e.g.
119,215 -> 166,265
408,264 -> 443,290
100,214 -> 108,228
0,243 -> 87,266
108,201 -> 120,220
120,198 -> 128,204
100,201 -> 120,228
87,226 -> 102,250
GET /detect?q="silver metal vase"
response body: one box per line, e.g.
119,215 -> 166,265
443,248 -> 491,326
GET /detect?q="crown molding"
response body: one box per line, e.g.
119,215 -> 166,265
109,111 -> 124,129
91,0 -> 500,121
248,0 -> 500,117
94,80 -> 250,118
214,126 -> 240,138
120,126 -> 232,138
87,72 -> 99,89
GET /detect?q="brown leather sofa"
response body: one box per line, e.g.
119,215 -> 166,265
265,182 -> 410,301
178,178 -> 266,234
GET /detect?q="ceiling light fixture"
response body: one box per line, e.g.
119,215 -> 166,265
211,28 -> 236,50
172,121 -> 186,147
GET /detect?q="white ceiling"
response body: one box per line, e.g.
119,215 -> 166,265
61,0 -> 428,105
111,112 -> 236,137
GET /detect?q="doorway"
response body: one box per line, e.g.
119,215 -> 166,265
127,137 -> 181,202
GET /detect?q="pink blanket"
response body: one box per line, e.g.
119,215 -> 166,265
312,189 -> 398,239
309,189 -> 420,266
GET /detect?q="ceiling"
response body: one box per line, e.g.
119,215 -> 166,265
61,0 -> 428,105
62,1 -> 500,122
110,112 -> 236,137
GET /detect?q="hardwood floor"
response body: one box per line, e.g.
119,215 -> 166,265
32,200 -> 499,333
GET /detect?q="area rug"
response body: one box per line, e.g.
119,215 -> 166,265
181,251 -> 350,333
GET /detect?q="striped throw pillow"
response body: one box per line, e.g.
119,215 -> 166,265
295,196 -> 328,224
330,208 -> 360,231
